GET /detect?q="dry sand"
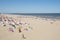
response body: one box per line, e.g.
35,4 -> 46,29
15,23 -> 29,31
0,14 -> 60,40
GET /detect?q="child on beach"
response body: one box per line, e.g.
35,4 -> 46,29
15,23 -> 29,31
22,34 -> 26,39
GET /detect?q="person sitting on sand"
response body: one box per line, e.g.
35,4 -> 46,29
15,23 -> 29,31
9,27 -> 14,32
9,21 -> 16,28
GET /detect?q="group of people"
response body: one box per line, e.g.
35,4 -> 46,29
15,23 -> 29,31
0,16 -> 31,30
0,15 -> 32,39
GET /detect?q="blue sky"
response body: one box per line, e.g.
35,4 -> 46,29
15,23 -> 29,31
0,0 -> 60,13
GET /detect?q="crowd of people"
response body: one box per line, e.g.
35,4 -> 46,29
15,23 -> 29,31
0,15 -> 32,39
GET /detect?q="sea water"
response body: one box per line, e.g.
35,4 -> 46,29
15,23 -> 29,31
1,13 -> 60,19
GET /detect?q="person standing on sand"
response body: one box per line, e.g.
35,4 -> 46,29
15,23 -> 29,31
17,24 -> 22,33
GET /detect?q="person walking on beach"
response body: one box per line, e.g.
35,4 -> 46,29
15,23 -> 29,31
17,24 -> 22,33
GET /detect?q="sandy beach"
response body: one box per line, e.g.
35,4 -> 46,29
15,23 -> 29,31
0,14 -> 60,40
